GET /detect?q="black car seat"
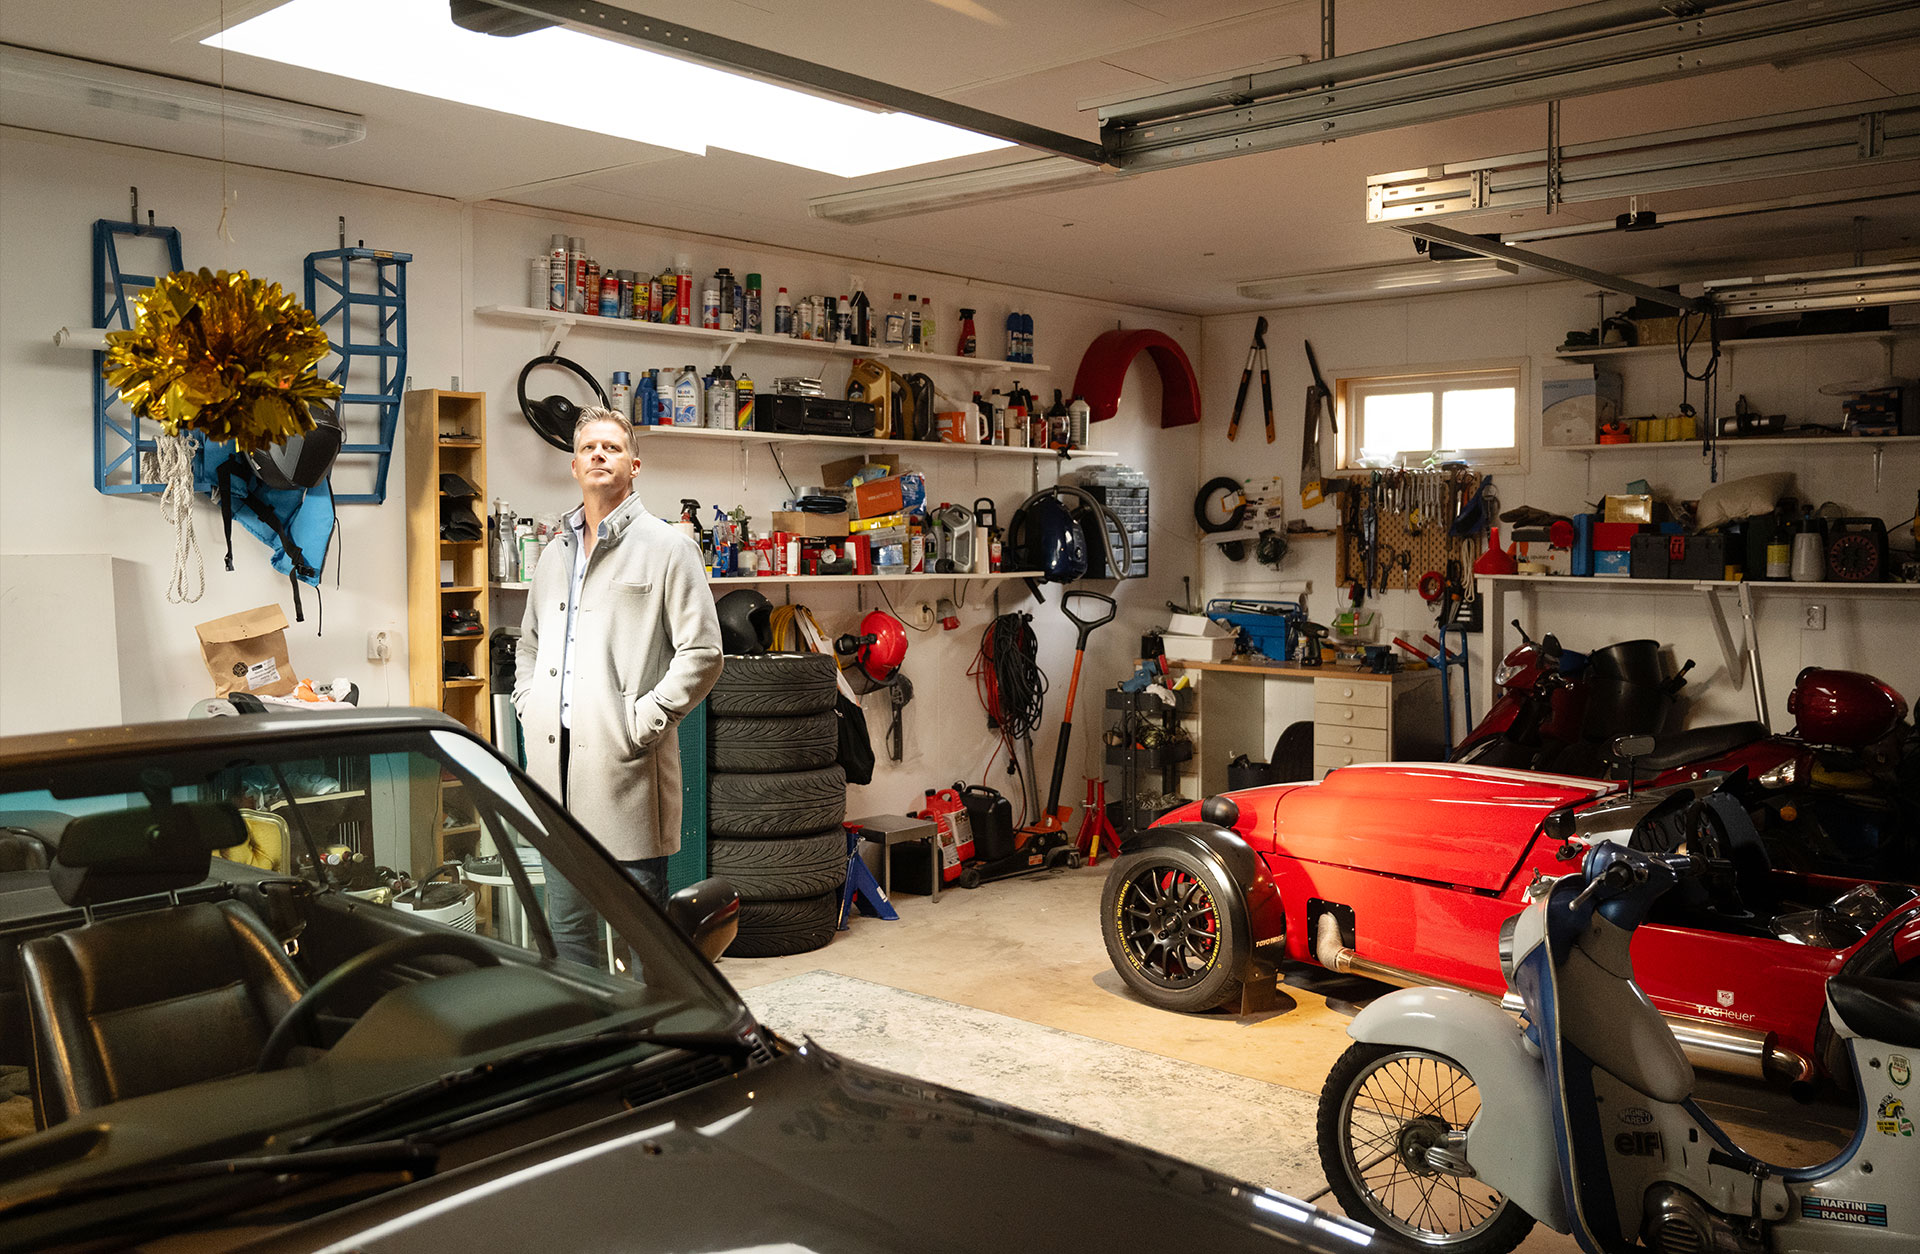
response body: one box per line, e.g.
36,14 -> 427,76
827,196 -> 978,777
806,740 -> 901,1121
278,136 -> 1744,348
20,804 -> 307,1126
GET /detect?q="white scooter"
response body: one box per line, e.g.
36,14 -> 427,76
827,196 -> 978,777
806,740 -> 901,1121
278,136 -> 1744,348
1315,792 -> 1920,1253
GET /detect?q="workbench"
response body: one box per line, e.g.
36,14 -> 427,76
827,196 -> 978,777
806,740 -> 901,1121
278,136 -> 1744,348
1162,659 -> 1446,792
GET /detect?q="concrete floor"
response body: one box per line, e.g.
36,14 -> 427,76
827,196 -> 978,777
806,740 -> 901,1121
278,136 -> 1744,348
721,862 -> 1857,1253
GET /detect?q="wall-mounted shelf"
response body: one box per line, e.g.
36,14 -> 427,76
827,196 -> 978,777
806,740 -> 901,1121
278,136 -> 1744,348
476,304 -> 1050,373
1478,574 -> 1920,596
631,422 -> 1114,461
1547,435 -> 1920,453
1553,327 -> 1917,362
495,571 -> 1041,589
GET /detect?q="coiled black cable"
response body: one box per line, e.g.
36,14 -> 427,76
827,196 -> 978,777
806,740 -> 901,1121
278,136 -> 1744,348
971,611 -> 1047,740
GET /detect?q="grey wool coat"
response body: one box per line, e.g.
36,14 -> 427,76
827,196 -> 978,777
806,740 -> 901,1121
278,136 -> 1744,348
513,495 -> 723,861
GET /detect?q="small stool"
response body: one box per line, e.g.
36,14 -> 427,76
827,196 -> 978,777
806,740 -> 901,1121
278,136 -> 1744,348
850,813 -> 942,902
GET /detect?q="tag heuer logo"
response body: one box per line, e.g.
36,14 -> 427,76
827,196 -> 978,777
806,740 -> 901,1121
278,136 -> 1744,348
1716,990 -> 1735,1008
1892,1055 -> 1911,1087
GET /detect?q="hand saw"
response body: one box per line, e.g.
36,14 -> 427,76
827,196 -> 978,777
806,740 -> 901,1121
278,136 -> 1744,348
1299,339 -> 1335,509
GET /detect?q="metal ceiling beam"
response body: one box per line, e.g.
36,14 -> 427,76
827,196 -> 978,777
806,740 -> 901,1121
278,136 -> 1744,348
1368,95 -> 1920,224
447,0 -> 1108,166
1103,0 -> 1920,176
1381,221 -> 1713,313
1494,180 -> 1920,243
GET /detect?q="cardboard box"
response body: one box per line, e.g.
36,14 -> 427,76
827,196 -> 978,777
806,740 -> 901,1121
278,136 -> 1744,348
1161,633 -> 1237,662
1541,364 -> 1623,446
1604,494 -> 1655,524
770,510 -> 848,539
1165,612 -> 1231,638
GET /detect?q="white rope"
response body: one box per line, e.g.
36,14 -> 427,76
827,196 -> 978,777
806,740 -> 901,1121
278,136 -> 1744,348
143,432 -> 205,603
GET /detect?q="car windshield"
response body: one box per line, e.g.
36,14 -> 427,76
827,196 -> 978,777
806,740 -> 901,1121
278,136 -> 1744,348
0,716 -> 749,1238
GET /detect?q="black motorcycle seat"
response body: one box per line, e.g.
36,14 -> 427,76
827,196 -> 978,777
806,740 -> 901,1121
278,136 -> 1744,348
1827,975 -> 1920,1049
1631,722 -> 1770,772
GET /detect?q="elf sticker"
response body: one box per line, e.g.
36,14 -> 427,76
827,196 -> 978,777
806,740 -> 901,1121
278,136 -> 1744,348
1891,1054 -> 1911,1087
1801,1197 -> 1888,1227
1875,1094 -> 1913,1137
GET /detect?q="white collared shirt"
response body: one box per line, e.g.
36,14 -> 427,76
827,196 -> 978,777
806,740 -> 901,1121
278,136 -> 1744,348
558,508 -> 607,729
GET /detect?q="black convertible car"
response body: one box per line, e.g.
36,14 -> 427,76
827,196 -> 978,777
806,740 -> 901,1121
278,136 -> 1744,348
0,709 -> 1364,1252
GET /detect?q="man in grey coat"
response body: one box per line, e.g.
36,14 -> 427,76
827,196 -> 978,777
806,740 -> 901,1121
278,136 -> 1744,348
513,406 -> 722,968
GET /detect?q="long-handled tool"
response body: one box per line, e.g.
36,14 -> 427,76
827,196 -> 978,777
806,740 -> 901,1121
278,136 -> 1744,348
1227,317 -> 1275,444
1300,339 -> 1335,507
1032,590 -> 1117,837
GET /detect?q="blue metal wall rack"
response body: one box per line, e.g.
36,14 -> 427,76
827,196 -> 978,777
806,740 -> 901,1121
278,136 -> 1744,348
305,246 -> 410,505
92,218 -> 184,495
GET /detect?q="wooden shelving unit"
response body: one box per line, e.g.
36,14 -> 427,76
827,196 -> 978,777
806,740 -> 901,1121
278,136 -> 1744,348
405,389 -> 492,746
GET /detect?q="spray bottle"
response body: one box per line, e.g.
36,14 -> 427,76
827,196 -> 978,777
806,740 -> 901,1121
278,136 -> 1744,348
957,308 -> 977,357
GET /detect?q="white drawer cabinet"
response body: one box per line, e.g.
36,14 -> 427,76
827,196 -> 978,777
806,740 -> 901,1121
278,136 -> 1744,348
1313,668 -> 1444,779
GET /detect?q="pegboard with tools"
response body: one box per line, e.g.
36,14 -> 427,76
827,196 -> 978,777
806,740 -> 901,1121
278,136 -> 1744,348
1336,467 -> 1490,597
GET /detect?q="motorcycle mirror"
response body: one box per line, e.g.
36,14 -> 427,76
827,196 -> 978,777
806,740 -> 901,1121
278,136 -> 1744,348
1511,618 -> 1532,644
1611,734 -> 1656,798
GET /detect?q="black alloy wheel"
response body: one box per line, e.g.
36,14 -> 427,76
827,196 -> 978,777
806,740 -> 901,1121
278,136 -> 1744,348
1100,848 -> 1246,1013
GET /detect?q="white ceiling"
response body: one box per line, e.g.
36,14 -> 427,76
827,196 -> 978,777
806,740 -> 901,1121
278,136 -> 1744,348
3,0 -> 1919,314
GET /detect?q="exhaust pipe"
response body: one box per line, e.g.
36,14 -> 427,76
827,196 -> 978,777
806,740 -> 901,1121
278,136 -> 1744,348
1312,915 -> 1811,1085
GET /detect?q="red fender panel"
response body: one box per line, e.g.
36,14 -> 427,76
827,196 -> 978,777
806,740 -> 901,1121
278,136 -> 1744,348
1070,328 -> 1201,428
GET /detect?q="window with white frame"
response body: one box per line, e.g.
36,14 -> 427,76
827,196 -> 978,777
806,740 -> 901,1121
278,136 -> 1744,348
1338,364 -> 1523,469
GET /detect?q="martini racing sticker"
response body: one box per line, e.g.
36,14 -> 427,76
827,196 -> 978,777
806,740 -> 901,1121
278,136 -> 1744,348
1875,1094 -> 1913,1137
1801,1197 -> 1888,1226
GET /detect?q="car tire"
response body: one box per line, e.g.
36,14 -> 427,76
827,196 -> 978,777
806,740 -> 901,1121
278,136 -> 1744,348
726,888 -> 842,958
707,653 -> 837,717
1100,847 -> 1247,1013
708,765 -> 847,838
708,828 -> 848,900
1317,1042 -> 1535,1254
709,709 -> 837,774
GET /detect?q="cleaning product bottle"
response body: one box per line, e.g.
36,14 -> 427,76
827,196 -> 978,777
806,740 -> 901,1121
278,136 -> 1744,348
637,371 -> 658,426
745,274 -> 762,334
921,297 -> 934,356
672,364 -> 700,427
773,287 -> 794,336
735,373 -> 755,431
849,277 -> 872,346
885,293 -> 907,347
609,370 -> 632,420
1067,395 -> 1091,448
957,308 -> 977,357
906,293 -> 920,351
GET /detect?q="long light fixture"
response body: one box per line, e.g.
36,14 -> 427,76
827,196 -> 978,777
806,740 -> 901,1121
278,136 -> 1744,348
209,0 -> 1014,178
1235,258 -> 1520,306
809,156 -> 1114,225
1703,262 -> 1920,315
0,43 -> 365,147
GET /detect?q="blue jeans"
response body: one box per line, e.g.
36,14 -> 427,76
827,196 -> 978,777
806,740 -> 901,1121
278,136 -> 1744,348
544,854 -> 669,971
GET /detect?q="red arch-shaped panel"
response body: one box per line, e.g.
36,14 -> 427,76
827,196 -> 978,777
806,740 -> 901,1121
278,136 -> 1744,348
1070,328 -> 1201,428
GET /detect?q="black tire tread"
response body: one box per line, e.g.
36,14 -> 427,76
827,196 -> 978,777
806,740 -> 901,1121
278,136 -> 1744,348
709,765 -> 847,838
709,828 -> 848,900
708,653 -> 837,717
709,710 -> 837,773
726,889 -> 843,958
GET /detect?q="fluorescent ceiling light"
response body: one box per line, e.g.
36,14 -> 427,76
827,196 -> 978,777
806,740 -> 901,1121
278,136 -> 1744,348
0,43 -> 365,146
208,0 -> 1013,178
809,155 -> 1113,224
1702,261 -> 1920,315
1236,259 -> 1520,306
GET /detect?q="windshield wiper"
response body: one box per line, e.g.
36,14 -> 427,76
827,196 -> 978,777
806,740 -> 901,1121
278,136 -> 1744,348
1,1138 -> 436,1219
293,1019 -> 759,1149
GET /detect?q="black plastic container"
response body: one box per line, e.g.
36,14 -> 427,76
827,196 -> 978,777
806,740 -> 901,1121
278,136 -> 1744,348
1586,639 -> 1664,687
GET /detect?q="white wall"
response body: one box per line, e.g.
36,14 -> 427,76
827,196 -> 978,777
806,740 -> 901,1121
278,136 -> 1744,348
0,128 -> 1200,826
1195,283 -> 1920,744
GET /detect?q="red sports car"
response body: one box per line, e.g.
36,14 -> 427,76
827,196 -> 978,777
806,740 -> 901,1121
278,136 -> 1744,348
1101,762 -> 1920,1085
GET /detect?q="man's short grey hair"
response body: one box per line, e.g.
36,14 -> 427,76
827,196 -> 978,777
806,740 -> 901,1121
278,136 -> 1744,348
573,406 -> 633,451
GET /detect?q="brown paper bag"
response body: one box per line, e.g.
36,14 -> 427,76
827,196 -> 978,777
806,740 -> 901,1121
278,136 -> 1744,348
196,604 -> 298,697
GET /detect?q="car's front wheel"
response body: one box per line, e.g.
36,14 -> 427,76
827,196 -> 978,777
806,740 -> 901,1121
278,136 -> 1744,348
1316,1042 -> 1534,1253
1100,848 -> 1245,1013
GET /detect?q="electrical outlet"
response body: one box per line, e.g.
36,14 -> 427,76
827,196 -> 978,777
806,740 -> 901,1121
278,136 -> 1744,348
1802,604 -> 1826,631
367,628 -> 392,662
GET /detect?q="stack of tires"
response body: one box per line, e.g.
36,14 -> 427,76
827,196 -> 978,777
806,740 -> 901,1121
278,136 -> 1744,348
706,653 -> 848,957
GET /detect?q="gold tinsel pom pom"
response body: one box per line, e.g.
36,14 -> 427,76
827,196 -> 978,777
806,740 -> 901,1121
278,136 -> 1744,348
103,268 -> 342,454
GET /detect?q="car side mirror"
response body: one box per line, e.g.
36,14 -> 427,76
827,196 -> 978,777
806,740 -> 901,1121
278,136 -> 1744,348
667,876 -> 740,963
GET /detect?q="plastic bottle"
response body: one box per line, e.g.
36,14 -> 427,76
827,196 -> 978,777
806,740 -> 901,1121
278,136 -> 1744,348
745,274 -> 762,334
957,308 -> 977,357
704,365 -> 735,429
773,287 -> 794,336
650,370 -> 671,425
637,372 -> 658,426
1766,507 -> 1793,580
1020,312 -> 1035,363
1004,311 -> 1020,362
906,293 -> 920,351
673,364 -> 700,427
921,298 -> 934,356
838,295 -> 852,343
849,278 -> 872,346
710,507 -> 734,576
736,373 -> 755,431
1067,395 -> 1091,448
672,256 -> 694,326
608,370 -> 632,419
1791,508 -> 1825,582
885,293 -> 907,347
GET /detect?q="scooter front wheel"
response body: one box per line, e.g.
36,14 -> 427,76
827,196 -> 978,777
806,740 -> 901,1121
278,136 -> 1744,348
1316,1042 -> 1534,1253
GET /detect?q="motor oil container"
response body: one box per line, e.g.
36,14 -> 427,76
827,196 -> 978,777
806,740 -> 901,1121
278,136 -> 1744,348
673,365 -> 700,426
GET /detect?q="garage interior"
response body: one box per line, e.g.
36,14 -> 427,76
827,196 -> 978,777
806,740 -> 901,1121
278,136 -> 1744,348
2,1 -> 1918,1250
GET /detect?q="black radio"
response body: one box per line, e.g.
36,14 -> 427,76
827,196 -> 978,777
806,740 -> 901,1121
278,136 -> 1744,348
756,394 -> 877,437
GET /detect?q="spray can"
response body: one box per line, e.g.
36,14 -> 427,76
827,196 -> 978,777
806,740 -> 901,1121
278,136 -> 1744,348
1004,311 -> 1019,362
616,270 -> 636,319
957,308 -> 977,357
548,234 -> 569,311
656,270 -> 675,324
701,283 -> 721,330
734,277 -> 745,332
823,295 -> 839,343
673,364 -> 700,426
849,277 -> 872,346
583,259 -> 602,316
673,256 -> 693,326
906,294 -> 921,351
745,274 -> 762,334
530,256 -> 551,308
650,370 -> 671,425
1020,311 -> 1035,362
921,298 -> 934,356
736,374 -> 755,431
838,295 -> 852,344
598,271 -> 620,318
567,237 -> 587,313
608,371 -> 632,420
713,267 -> 735,331
773,287 -> 793,336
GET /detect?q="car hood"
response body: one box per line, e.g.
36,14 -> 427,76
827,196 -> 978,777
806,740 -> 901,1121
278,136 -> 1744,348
242,1043 -> 1356,1253
1262,763 -> 1612,891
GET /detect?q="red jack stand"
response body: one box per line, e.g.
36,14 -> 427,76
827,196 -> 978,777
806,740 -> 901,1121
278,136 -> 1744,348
1075,779 -> 1122,865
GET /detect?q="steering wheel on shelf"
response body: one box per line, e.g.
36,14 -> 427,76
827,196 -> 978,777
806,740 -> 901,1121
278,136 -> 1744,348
257,930 -> 507,1071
